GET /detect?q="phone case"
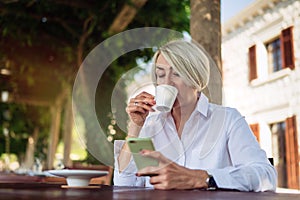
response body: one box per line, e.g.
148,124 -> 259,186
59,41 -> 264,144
126,137 -> 159,170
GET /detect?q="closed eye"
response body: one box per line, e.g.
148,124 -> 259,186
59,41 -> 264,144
156,66 -> 165,78
173,72 -> 180,77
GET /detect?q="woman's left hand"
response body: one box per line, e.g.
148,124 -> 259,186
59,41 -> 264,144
136,150 -> 209,190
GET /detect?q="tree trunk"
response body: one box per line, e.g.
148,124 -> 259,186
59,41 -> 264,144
47,99 -> 63,169
23,127 -> 39,170
190,0 -> 222,105
63,90 -> 73,167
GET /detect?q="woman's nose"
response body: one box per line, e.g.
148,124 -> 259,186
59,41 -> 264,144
162,74 -> 173,85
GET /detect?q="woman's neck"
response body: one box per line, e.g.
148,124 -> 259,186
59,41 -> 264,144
171,94 -> 199,137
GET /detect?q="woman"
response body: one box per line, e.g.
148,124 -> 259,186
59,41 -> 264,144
113,39 -> 277,191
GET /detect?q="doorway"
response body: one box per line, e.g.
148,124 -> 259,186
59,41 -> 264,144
271,121 -> 287,188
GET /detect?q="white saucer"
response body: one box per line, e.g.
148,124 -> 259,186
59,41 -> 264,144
47,169 -> 108,187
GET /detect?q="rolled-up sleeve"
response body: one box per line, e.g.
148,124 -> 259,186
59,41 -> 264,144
208,163 -> 277,192
113,140 -> 146,186
208,114 -> 277,192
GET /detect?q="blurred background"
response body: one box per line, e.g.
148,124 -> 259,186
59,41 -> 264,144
0,0 -> 193,172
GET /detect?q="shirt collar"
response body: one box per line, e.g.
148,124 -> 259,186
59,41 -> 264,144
196,93 -> 209,118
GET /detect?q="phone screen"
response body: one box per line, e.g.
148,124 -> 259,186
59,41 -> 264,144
126,137 -> 159,170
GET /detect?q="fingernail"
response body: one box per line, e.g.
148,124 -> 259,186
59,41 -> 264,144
139,150 -> 144,154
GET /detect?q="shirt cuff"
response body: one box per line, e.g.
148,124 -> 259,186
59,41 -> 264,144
207,167 -> 237,190
114,140 -> 137,176
114,140 -> 145,186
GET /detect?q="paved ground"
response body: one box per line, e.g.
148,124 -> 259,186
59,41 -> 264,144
276,187 -> 300,194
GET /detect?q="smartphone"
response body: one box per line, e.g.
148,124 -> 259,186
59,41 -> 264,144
126,137 -> 159,170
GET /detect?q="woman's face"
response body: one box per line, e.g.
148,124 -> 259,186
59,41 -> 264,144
155,54 -> 198,107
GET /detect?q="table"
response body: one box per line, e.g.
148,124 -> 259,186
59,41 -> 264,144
0,183 -> 299,200
0,169 -> 112,185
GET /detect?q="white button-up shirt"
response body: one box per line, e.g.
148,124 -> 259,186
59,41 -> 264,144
113,94 -> 277,192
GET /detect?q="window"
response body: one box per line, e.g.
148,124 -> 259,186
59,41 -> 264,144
266,38 -> 282,73
270,116 -> 299,189
271,121 -> 287,188
248,26 -> 294,82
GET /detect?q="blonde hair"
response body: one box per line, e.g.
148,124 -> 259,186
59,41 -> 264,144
151,39 -> 210,92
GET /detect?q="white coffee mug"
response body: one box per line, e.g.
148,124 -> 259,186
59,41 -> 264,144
155,85 -> 178,112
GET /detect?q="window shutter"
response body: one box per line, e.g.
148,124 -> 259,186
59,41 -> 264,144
250,123 -> 260,143
248,45 -> 257,81
281,27 -> 295,70
285,116 -> 299,189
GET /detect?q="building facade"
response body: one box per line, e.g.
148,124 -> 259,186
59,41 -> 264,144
222,0 -> 300,189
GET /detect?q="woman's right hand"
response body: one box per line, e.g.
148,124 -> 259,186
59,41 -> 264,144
126,91 -> 156,127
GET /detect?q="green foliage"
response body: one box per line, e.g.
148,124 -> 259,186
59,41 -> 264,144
0,0 -> 190,164
132,0 -> 190,30
0,103 -> 50,160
